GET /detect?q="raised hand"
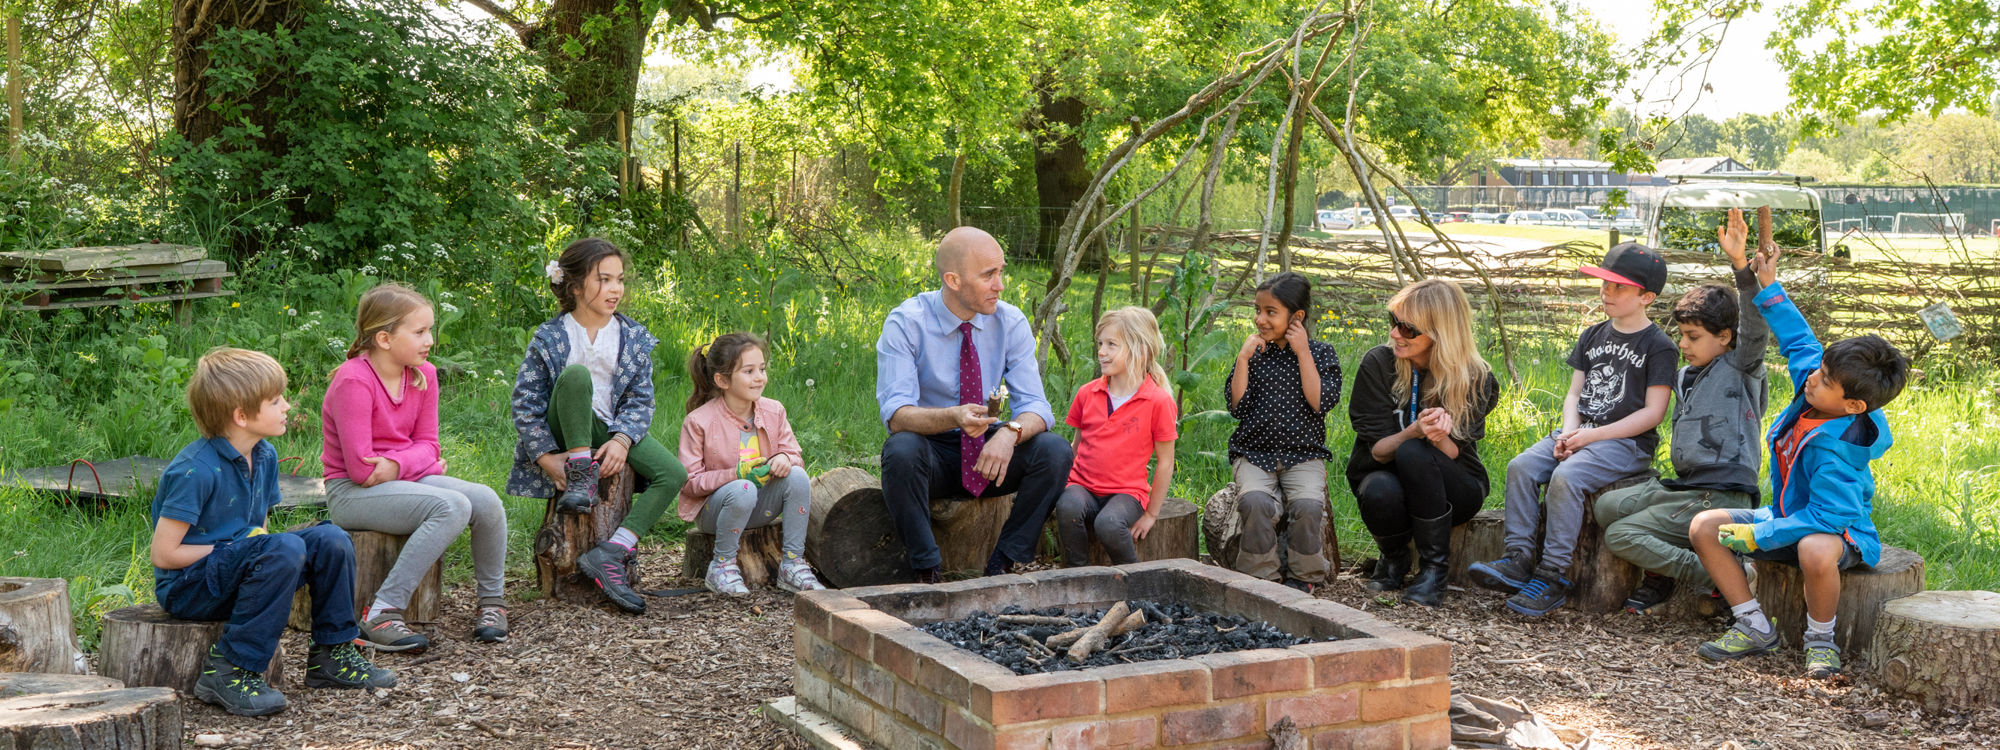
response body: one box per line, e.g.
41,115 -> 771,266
1718,207 -> 1749,270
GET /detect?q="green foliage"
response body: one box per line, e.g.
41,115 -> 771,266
1770,0 -> 2000,135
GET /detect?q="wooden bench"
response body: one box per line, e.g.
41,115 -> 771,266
1754,543 -> 1923,655
1447,474 -> 1657,613
802,466 -> 1017,588
286,527 -> 442,631
1,243 -> 234,320
100,605 -> 284,693
533,469 -> 638,604
1036,496 -> 1200,566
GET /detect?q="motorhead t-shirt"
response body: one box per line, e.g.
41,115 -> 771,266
1565,319 -> 1678,455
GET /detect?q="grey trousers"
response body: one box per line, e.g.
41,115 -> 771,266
694,470 -> 810,563
1232,458 -> 1331,584
1594,480 -> 1754,588
1053,486 -> 1146,566
325,475 -> 508,605
1501,432 -> 1652,572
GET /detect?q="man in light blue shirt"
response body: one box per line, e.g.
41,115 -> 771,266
877,226 -> 1073,583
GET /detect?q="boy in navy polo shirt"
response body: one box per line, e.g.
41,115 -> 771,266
150,348 -> 393,716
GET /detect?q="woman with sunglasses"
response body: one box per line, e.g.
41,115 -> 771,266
1345,279 -> 1500,606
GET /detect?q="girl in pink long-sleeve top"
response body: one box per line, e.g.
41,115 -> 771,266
678,332 -> 824,595
323,283 -> 508,650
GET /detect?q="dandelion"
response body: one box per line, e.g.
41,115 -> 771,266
805,379 -> 816,388
231,302 -> 241,308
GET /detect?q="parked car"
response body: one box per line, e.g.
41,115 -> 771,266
1505,211 -> 1547,225
1542,208 -> 1592,227
1447,212 -> 1471,223
1316,207 -> 1374,230
1466,212 -> 1500,224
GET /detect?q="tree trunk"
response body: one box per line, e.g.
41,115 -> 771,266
1032,92 -> 1091,262
1754,544 -> 1924,655
1040,497 -> 1199,566
1870,590 -> 2000,711
0,673 -> 179,750
99,605 -> 284,693
534,469 -> 638,604
0,577 -> 86,675
1199,483 -> 1340,577
680,525 -> 787,589
527,0 -> 653,150
169,0 -> 304,258
947,150 -> 966,229
806,466 -> 1015,588
289,528 -> 442,631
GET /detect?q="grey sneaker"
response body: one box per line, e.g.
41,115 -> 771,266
1697,621 -> 1782,661
472,604 -> 509,643
192,643 -> 288,716
359,609 -> 429,653
705,558 -> 749,595
1468,553 -> 1535,593
777,556 -> 825,593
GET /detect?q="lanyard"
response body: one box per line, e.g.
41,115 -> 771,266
1406,370 -> 1422,427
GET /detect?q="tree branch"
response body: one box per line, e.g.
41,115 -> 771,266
461,0 -> 532,43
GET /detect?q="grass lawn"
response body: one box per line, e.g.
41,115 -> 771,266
2,230 -> 1995,648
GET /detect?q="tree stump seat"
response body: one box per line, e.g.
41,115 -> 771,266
1754,544 -> 1924,656
804,467 -> 1016,588
680,525 -> 788,588
1200,483 -> 1342,580
535,470 -> 638,604
1446,473 -> 1662,614
285,526 -> 441,631
1870,590 -> 2000,711
0,672 -> 180,750
1037,496 -> 1200,566
99,605 -> 284,694
0,576 -> 88,675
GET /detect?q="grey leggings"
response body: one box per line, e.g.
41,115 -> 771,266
694,470 -> 810,563
325,475 -> 507,605
1053,486 -> 1146,566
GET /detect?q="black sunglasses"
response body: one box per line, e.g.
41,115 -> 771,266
1389,313 -> 1424,339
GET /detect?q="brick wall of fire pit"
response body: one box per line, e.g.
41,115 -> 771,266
783,558 -> 1449,750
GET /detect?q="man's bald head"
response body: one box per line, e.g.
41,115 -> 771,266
936,226 -> 1001,281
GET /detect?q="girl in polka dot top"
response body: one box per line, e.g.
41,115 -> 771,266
1222,272 -> 1342,591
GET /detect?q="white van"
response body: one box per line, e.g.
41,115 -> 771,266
1648,181 -> 1825,254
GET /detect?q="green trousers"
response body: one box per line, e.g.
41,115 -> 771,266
550,365 -> 686,537
1593,479 -> 1754,589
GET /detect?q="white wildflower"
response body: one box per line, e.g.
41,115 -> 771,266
805,379 -> 816,388
360,265 -> 378,275
440,302 -> 460,314
545,260 -> 564,283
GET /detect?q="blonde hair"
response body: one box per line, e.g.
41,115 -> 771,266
1387,280 -> 1491,440
1096,306 -> 1171,396
188,348 -> 288,438
346,282 -> 431,391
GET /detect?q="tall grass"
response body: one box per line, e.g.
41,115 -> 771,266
2,230 -> 1995,646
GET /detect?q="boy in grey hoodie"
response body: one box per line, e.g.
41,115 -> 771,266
1594,207 -> 1771,613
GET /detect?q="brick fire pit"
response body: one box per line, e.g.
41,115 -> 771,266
769,558 -> 1450,749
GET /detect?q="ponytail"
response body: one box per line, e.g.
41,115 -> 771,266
686,332 -> 768,412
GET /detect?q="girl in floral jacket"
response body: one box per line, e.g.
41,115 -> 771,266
509,237 -> 687,615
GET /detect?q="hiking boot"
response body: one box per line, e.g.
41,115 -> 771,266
359,609 -> 429,653
1468,553 -> 1534,594
777,556 -> 825,593
1399,513 -> 1453,608
914,566 -> 943,584
1623,572 -> 1678,614
1804,640 -> 1843,679
1697,621 -> 1781,661
705,558 -> 750,595
1364,532 -> 1412,592
578,541 -> 645,614
983,549 -> 1014,577
192,644 -> 288,716
1282,578 -> 1315,594
555,456 -> 599,514
305,641 -> 397,689
471,604 -> 509,643
1505,565 -> 1571,617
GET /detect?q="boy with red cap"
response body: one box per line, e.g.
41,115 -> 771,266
1469,242 -> 1676,615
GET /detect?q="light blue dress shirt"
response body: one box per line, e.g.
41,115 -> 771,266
875,290 -> 1055,431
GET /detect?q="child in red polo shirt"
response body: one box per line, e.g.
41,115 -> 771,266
1053,307 -> 1180,565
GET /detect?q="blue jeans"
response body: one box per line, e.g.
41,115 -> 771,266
155,523 -> 359,672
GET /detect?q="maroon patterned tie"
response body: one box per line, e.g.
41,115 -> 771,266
958,321 -> 989,496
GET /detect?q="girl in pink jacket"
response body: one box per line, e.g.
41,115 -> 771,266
679,332 -> 824,595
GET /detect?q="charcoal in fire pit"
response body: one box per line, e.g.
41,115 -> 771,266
918,600 -> 1326,675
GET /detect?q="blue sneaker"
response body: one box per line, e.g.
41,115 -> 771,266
1504,566 -> 1570,617
1468,553 -> 1534,593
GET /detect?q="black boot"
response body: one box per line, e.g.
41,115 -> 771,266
1364,532 -> 1413,592
1400,513 -> 1453,607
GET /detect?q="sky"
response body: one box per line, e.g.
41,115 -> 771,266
1568,0 -> 1791,119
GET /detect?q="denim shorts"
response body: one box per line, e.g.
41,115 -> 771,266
1722,508 -> 1864,570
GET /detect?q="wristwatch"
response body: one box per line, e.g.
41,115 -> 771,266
999,420 -> 1024,436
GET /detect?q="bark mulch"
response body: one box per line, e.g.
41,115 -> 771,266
173,550 -> 1999,749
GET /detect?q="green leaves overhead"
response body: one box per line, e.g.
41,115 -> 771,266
1771,0 -> 2000,135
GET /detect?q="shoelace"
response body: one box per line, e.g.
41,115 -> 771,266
598,560 -> 626,585
228,667 -> 269,694
329,645 -> 373,676
478,608 -> 505,627
1519,579 -> 1549,597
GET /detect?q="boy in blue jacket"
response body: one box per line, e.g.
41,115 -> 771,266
1686,237 -> 1910,679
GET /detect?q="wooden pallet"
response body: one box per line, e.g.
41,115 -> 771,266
0,243 -> 205,272
3,258 -> 234,313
